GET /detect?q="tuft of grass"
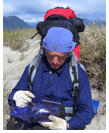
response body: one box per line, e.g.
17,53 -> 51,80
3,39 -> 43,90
19,52 -> 26,61
3,28 -> 40,52
6,55 -> 13,63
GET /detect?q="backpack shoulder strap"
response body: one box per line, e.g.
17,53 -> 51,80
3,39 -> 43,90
69,51 -> 79,115
28,48 -> 44,91
69,51 -> 79,89
69,51 -> 85,115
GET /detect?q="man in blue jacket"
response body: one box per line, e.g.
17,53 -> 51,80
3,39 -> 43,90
8,27 -> 95,130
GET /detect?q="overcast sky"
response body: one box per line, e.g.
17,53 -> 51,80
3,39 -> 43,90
3,0 -> 106,22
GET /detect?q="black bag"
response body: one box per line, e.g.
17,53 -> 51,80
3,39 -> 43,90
7,116 -> 27,130
6,116 -> 51,130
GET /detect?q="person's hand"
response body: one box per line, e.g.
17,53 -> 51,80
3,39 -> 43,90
13,90 -> 35,107
40,115 -> 67,130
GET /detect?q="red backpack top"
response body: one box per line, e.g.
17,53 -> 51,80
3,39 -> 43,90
44,8 -> 76,20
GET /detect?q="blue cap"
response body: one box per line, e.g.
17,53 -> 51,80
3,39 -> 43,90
43,27 -> 77,53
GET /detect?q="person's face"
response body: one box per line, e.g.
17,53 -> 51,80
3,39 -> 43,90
45,50 -> 69,69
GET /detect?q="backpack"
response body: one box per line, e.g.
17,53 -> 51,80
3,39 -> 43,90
29,6 -> 85,116
31,6 -> 85,61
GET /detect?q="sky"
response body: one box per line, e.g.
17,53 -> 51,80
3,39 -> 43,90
3,0 -> 106,22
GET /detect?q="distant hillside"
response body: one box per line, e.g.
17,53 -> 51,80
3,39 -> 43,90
83,19 -> 106,26
26,21 -> 41,28
3,16 -> 32,30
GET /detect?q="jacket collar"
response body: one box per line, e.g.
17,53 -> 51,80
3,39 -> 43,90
42,56 -> 67,75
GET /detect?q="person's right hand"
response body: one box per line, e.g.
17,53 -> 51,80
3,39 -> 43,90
13,90 -> 35,107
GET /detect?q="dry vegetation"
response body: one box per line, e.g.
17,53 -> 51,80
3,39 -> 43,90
79,25 -> 106,92
3,28 -> 41,52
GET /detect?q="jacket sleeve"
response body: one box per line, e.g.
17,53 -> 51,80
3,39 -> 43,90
8,65 -> 30,107
67,65 -> 95,130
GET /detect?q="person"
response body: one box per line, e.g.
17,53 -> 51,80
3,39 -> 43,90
8,27 -> 95,130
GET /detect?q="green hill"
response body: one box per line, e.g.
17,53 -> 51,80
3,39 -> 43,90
3,16 -> 32,31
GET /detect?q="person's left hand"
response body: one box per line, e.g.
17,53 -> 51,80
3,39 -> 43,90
39,115 -> 67,130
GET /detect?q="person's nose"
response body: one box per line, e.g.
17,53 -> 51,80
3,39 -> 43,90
53,56 -> 58,64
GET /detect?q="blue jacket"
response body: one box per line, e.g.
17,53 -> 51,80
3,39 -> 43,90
8,56 -> 95,130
